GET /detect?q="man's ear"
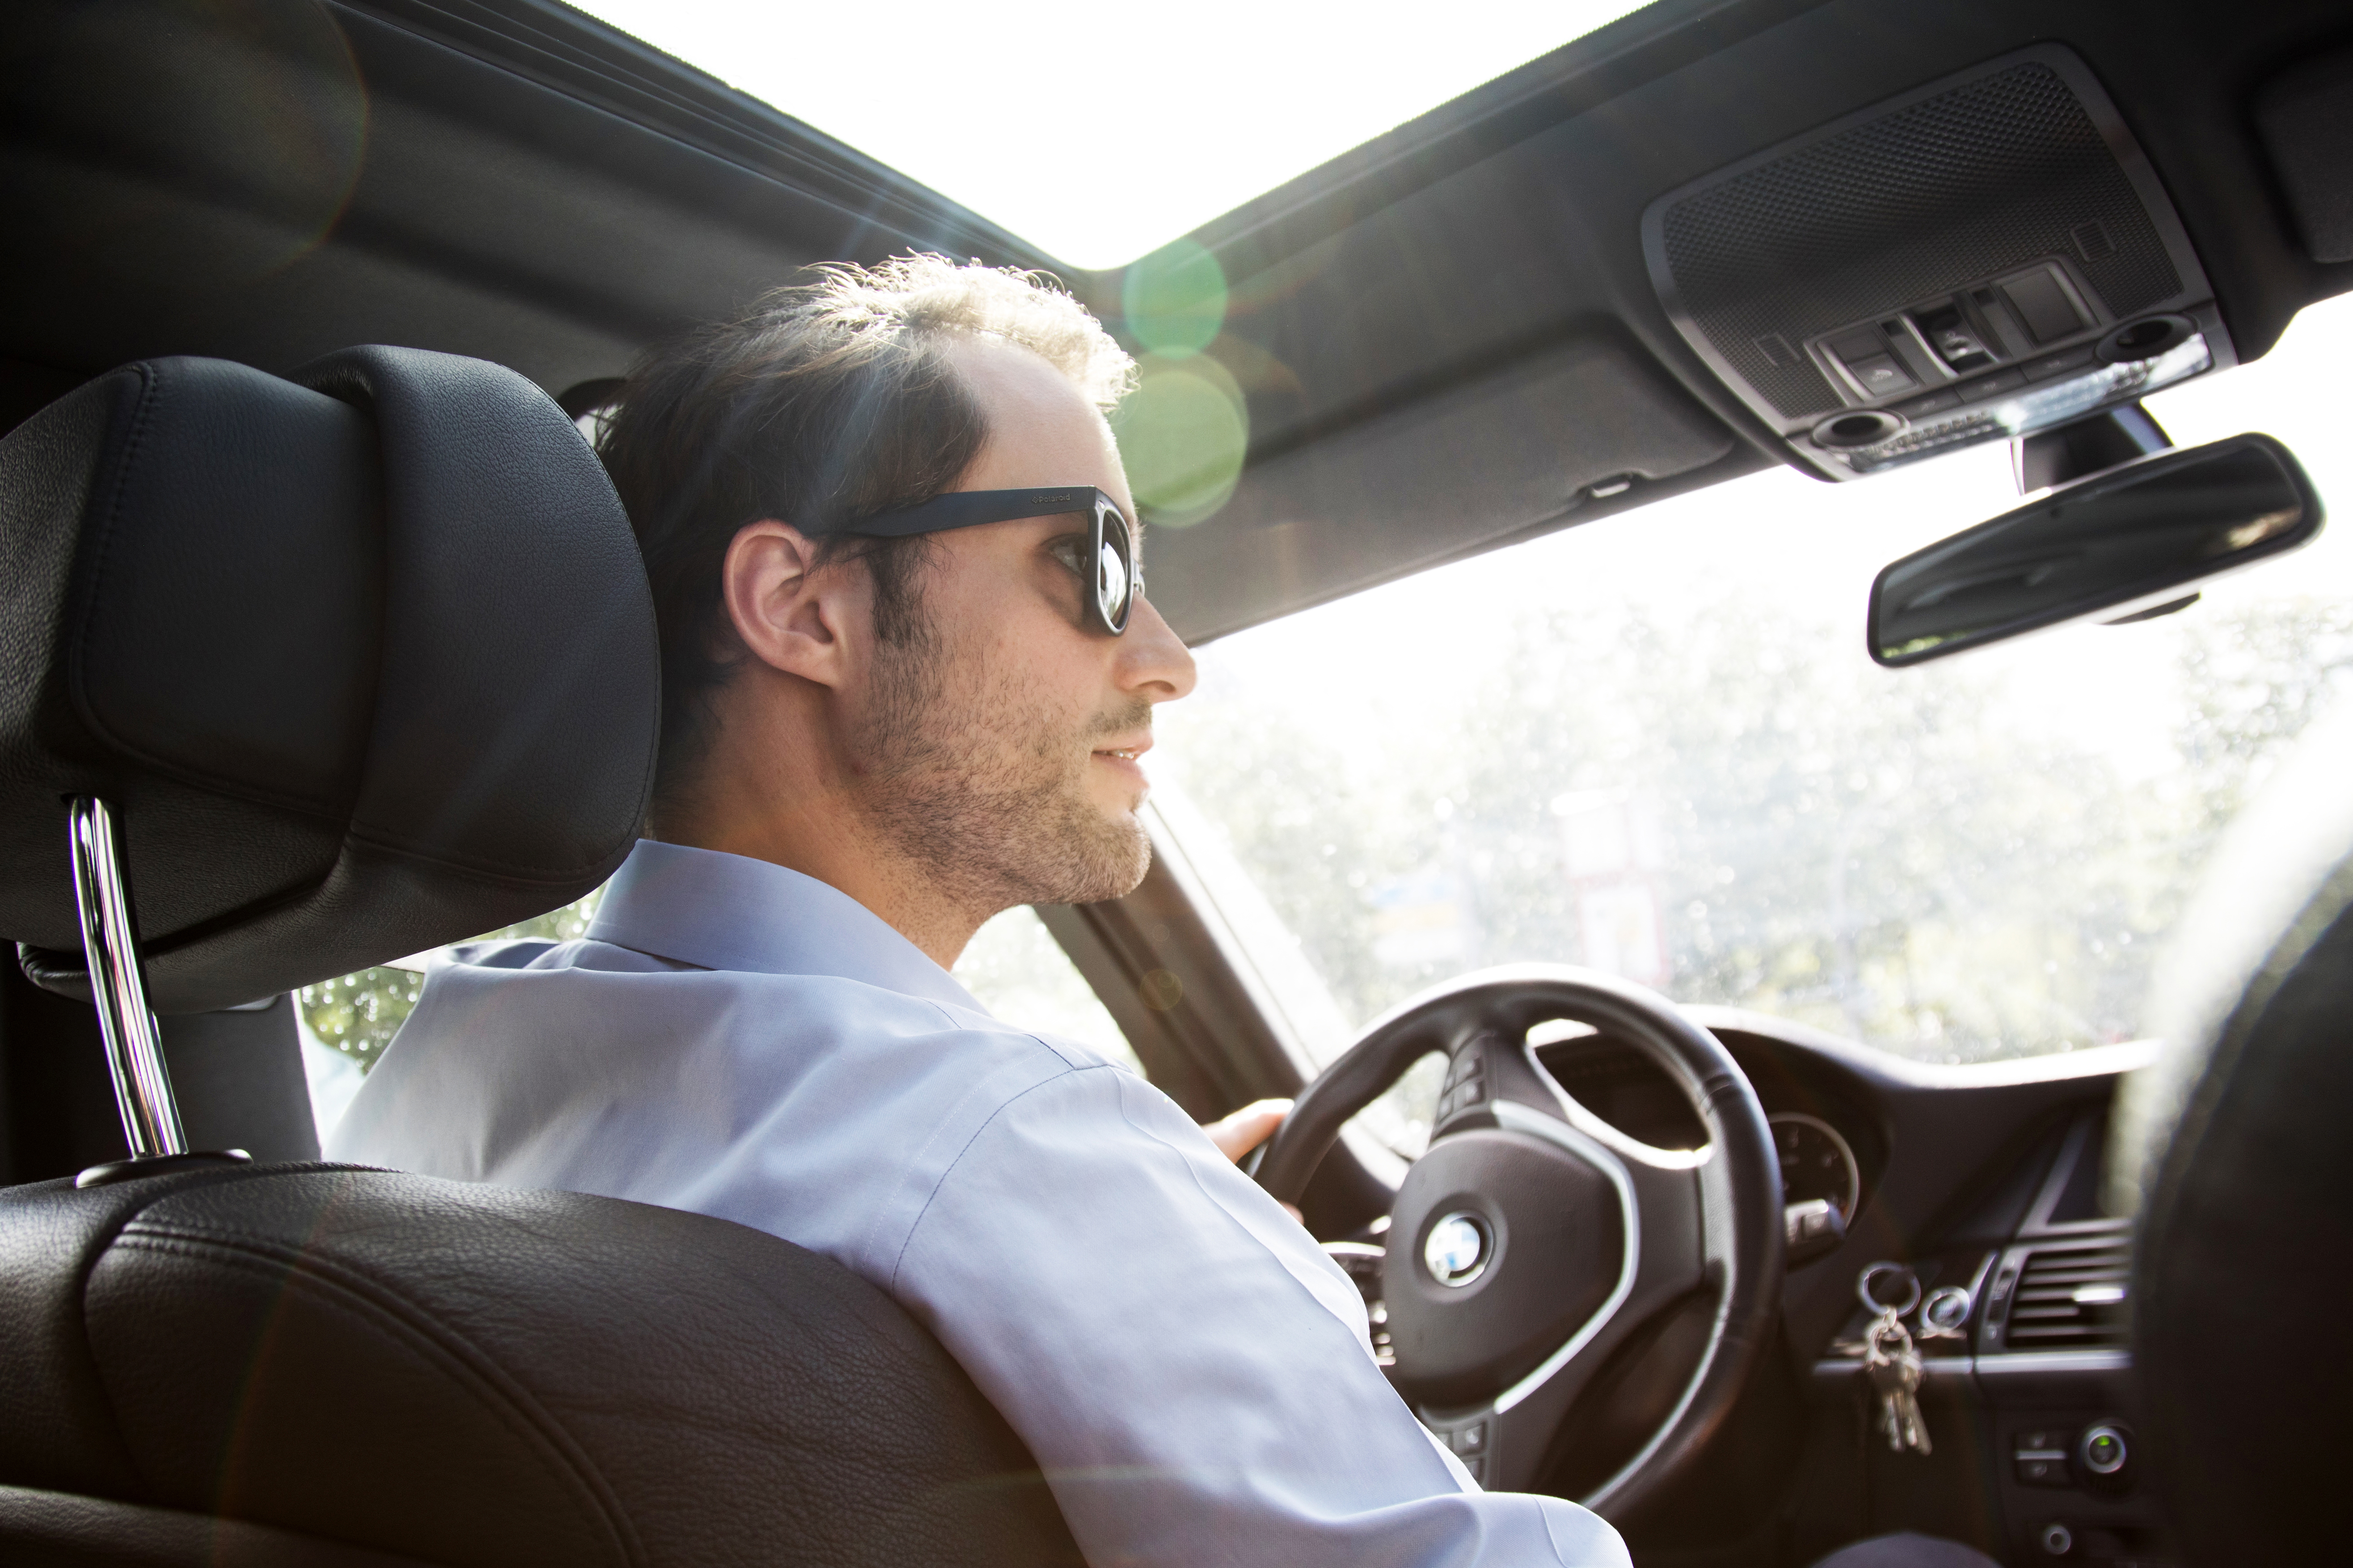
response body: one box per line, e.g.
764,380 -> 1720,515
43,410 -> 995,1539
721,520 -> 863,689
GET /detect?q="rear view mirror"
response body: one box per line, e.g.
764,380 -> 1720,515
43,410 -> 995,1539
1869,434 -> 2323,667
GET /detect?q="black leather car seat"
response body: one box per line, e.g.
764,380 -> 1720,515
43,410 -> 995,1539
2114,701 -> 2353,1566
0,351 -> 1080,1566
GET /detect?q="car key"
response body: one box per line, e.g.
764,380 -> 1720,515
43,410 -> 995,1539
1863,1313 -> 1932,1455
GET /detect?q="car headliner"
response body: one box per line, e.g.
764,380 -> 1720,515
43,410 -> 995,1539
4,0 -> 2349,644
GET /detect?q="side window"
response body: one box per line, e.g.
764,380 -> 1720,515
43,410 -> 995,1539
297,966 -> 424,1075
296,892 -> 604,1075
297,894 -> 1143,1135
953,905 -> 1143,1074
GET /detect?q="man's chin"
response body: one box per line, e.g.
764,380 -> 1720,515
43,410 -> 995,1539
1036,811 -> 1152,906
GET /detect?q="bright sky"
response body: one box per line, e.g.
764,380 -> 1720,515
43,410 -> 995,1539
568,0 -> 1653,269
1173,293 -> 2353,788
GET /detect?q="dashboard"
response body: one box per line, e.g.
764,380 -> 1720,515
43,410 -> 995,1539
1522,1007 -> 2161,1565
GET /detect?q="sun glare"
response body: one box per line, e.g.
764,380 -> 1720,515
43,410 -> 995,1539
565,0 -> 1655,270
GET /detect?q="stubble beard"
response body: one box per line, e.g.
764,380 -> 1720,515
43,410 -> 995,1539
854,631 -> 1154,917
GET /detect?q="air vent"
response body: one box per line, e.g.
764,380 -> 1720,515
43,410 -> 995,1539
2004,1240 -> 2131,1349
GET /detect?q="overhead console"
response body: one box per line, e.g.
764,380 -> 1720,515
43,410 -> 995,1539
1642,46 -> 2231,481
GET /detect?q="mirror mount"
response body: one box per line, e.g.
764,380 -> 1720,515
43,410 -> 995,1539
2012,403 -> 2173,494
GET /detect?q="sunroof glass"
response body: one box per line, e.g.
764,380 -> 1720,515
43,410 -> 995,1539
567,0 -> 1657,270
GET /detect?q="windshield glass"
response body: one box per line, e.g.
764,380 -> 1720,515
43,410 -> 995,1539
1154,297 -> 2353,1111
565,0 -> 1652,269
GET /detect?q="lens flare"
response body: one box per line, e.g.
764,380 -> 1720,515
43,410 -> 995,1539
30,0 -> 368,288
1121,239 -> 1228,359
1115,354 -> 1248,527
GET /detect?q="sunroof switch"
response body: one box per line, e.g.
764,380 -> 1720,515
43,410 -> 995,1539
1911,301 -> 1997,373
1827,328 -> 1918,399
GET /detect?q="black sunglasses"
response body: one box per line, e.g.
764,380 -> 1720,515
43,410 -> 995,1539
840,485 -> 1142,636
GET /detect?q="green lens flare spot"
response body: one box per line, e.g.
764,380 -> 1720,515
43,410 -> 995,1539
1122,239 -> 1227,359
1116,355 -> 1248,528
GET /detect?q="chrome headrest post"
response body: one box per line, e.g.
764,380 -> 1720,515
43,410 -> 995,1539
67,796 -> 186,1159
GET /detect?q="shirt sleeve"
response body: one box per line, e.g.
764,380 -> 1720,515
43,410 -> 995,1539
888,1062 -> 1632,1568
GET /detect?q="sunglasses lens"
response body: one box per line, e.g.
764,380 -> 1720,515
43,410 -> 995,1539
1097,539 -> 1130,624
1096,508 -> 1135,629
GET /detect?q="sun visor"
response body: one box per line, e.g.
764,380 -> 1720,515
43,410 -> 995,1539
1641,46 -> 2231,481
1141,338 -> 1735,643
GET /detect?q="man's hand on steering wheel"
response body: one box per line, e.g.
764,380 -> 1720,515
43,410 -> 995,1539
1204,1098 -> 1305,1221
1203,1097 -> 1294,1163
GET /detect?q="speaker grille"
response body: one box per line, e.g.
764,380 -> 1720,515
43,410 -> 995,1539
1660,62 -> 2182,420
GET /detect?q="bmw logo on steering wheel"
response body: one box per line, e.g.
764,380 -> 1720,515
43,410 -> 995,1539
1422,1211 -> 1494,1288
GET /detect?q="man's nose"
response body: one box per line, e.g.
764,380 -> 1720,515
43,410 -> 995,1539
1118,597 -> 1197,702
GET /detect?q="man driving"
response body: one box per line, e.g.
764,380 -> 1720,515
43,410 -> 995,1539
328,254 -> 1635,1567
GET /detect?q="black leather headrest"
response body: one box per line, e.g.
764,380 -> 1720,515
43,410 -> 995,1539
0,348 -> 658,1012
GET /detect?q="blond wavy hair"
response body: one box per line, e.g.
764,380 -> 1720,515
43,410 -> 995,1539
796,254 -> 1135,411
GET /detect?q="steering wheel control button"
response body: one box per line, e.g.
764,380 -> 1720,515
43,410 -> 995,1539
1423,1212 -> 1493,1288
1435,1078 -> 1485,1122
1435,1050 -> 1491,1124
1448,1421 -> 1487,1455
2014,1429 -> 2071,1487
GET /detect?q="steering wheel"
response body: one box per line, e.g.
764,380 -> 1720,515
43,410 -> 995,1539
1256,965 -> 1783,1520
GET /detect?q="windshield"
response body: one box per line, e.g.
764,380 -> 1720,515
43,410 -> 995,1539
565,0 -> 1652,269
1153,296 -> 2353,1107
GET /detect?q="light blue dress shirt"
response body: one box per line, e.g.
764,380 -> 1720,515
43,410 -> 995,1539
328,839 -> 1631,1568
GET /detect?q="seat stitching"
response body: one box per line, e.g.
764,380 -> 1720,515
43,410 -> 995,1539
107,1227 -> 644,1568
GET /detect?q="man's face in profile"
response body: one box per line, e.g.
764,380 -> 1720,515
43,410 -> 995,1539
847,335 -> 1198,912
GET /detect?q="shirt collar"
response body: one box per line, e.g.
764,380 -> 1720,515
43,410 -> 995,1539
585,840 -> 984,1014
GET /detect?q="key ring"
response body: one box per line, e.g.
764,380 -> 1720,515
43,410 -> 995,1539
1857,1260 -> 1922,1318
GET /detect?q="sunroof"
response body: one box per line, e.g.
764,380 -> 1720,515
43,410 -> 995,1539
569,0 -> 1657,271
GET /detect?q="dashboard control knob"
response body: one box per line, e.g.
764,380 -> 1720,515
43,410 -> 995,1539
2079,1422 -> 2129,1476
2039,1521 -> 2074,1556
